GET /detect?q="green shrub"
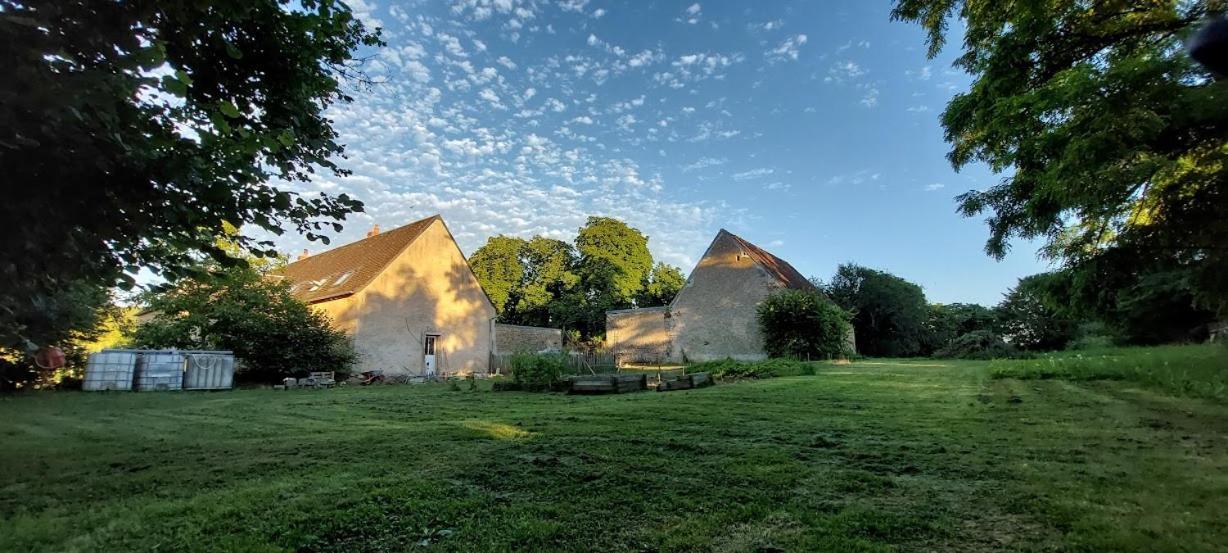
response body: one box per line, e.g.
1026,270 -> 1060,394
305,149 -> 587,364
933,330 -> 1026,360
989,344 -> 1228,401
509,352 -> 568,391
686,358 -> 815,380
757,289 -> 853,360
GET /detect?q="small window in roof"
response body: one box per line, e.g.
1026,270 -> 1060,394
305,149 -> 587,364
307,278 -> 326,292
333,271 -> 355,286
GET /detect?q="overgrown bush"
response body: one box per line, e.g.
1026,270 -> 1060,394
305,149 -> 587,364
932,330 -> 1025,360
757,289 -> 853,360
686,358 -> 815,380
509,352 -> 569,391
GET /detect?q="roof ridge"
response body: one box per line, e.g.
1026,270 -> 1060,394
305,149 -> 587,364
279,214 -> 441,304
722,230 -> 815,292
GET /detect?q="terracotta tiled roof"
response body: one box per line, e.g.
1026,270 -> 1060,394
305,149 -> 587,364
721,229 -> 816,291
278,215 -> 439,304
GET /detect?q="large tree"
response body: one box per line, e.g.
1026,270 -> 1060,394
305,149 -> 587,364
921,302 -> 998,355
995,273 -> 1078,351
575,217 -> 654,304
468,217 -> 680,340
467,236 -> 528,316
635,262 -> 687,307
132,262 -> 357,383
892,0 -> 1228,318
826,264 -> 930,357
1,0 -> 381,350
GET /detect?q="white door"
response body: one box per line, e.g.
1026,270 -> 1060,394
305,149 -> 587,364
423,335 -> 438,377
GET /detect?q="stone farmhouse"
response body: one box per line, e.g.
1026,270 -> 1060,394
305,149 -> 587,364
606,229 -> 834,364
279,214 -> 558,377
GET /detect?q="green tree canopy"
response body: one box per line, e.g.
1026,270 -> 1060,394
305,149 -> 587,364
825,264 -> 930,357
921,302 -> 998,355
1,0 -> 381,349
467,236 -> 528,315
635,262 -> 687,307
757,289 -> 853,360
575,217 -> 654,304
995,273 -> 1077,351
132,262 -> 357,383
468,217 -> 678,341
892,0 -> 1228,317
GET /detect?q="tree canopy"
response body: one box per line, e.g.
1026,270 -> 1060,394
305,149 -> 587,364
468,217 -> 684,341
757,289 -> 853,360
0,0 -> 382,350
995,273 -> 1078,351
892,0 -> 1228,318
825,264 -> 930,357
575,217 -> 655,304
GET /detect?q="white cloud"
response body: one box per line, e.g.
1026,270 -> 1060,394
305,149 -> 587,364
766,34 -> 808,63
478,88 -> 505,109
860,86 -> 879,108
678,3 -> 702,24
749,20 -> 783,32
592,8 -> 605,18
827,170 -> 882,186
825,61 -> 865,83
906,105 -> 931,113
681,156 -> 726,172
924,183 -> 946,191
732,167 -> 774,181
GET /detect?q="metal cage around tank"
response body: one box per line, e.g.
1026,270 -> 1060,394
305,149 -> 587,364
82,349 -> 236,392
83,350 -> 139,391
183,352 -> 236,390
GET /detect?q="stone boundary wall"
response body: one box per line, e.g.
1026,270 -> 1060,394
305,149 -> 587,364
606,307 -> 671,365
493,323 -> 562,354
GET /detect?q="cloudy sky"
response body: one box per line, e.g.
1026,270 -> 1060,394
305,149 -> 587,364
277,0 -> 1050,306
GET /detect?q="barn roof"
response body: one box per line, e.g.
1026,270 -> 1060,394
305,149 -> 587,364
278,215 -> 440,304
719,229 -> 816,291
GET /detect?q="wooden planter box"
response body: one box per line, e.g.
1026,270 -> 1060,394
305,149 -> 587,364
569,374 -> 647,394
657,372 -> 713,392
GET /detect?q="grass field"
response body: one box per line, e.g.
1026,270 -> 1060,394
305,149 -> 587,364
2,350 -> 1227,552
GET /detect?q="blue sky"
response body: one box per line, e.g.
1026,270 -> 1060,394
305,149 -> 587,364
276,0 -> 1051,306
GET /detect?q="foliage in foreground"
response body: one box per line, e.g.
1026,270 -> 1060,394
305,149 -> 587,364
990,344 -> 1228,401
132,264 -> 356,383
686,358 -> 816,380
892,0 -> 1228,319
757,289 -> 852,360
1,0 -> 381,351
0,283 -> 120,391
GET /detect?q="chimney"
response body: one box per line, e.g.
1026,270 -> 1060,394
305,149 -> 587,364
297,249 -> 309,261
366,224 -> 380,238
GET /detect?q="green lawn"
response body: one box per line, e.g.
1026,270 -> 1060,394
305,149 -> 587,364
2,353 -> 1227,552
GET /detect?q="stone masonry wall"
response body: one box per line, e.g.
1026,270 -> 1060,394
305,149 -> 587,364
493,323 -> 562,354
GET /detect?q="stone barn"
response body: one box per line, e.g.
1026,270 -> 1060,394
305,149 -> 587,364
607,229 -> 833,364
279,214 -> 557,377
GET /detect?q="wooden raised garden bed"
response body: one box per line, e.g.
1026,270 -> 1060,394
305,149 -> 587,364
568,374 -> 647,394
656,372 -> 713,392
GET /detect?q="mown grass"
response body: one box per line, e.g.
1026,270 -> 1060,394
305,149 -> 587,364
1,346 -> 1226,551
989,343 -> 1228,401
